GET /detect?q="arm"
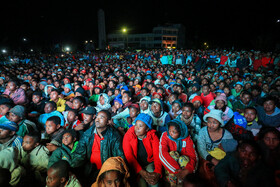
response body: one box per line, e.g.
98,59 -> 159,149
151,133 -> 162,175
197,128 -> 211,160
182,137 -> 198,174
48,149 -> 62,168
56,99 -> 66,112
71,133 -> 90,168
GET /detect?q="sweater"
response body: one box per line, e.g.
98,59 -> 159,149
256,106 -> 280,127
123,126 -> 162,175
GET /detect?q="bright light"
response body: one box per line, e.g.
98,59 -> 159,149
2,49 -> 7,53
122,28 -> 127,33
30,49 -> 33,52
65,47 -> 70,52
277,19 -> 280,23
90,40 -> 93,42
204,42 -> 207,45
23,38 -> 27,41
85,40 -> 88,44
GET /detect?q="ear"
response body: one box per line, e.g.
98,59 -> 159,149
35,142 -> 40,147
56,125 -> 60,130
60,177 -> 66,184
9,131 -> 16,136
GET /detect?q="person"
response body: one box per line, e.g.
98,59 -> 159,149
19,132 -> 50,186
205,93 -> 234,124
232,90 -> 256,113
159,119 -> 198,186
123,113 -> 162,187
243,107 -> 262,136
95,93 -> 111,113
45,116 -> 65,152
148,98 -> 171,134
191,95 -> 205,120
197,109 -> 237,168
50,88 -> 66,113
176,103 -> 201,142
168,99 -> 182,120
0,97 -> 14,118
92,157 -> 130,187
139,96 -> 151,114
200,84 -> 215,108
46,160 -> 82,187
48,129 -> 78,168
64,109 -> 82,130
71,110 -> 125,184
256,95 -> 280,127
3,80 -> 27,105
62,84 -> 75,101
230,82 -> 244,102
214,140 -> 276,187
27,91 -> 47,119
8,105 -> 38,138
109,97 -> 123,117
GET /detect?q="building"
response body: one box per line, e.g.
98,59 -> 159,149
107,23 -> 186,49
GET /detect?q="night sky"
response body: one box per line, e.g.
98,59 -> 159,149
1,0 -> 279,50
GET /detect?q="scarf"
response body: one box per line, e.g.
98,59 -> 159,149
180,113 -> 194,126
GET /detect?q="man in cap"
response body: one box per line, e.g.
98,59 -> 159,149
8,105 -> 38,138
75,106 -> 97,132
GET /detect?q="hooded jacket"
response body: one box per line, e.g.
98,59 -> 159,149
92,157 -> 130,187
95,93 -> 111,113
159,119 -> 198,174
123,126 -> 162,175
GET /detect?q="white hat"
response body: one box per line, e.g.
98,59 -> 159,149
203,109 -> 224,127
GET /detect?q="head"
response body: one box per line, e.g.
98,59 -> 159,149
259,127 -> 280,150
141,88 -> 149,97
44,101 -> 57,113
46,160 -> 70,187
8,105 -> 26,124
95,110 -> 111,130
32,92 -> 43,104
134,113 -> 152,139
129,104 -> 140,118
240,91 -> 252,105
22,132 -> 41,153
172,100 -> 182,113
262,96 -> 277,114
45,116 -> 61,135
62,129 -> 77,147
72,96 -> 85,110
181,103 -> 195,120
121,91 -> 132,105
99,170 -> 124,187
237,140 -> 261,169
0,103 -> 14,117
168,121 -> 181,140
7,80 -> 18,92
244,107 -> 257,123
202,84 -> 210,95
50,89 -> 60,102
66,109 -> 78,124
215,93 -> 227,110
234,83 -> 243,93
80,106 -> 96,125
113,99 -> 123,110
0,118 -> 18,143
203,109 -> 224,132
150,100 -> 162,116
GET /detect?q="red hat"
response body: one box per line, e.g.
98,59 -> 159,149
81,70 -> 86,74
86,78 -> 92,82
191,95 -> 203,104
157,73 -> 163,78
94,85 -> 103,90
152,92 -> 163,98
128,103 -> 140,110
63,78 -> 70,82
73,69 -> 78,72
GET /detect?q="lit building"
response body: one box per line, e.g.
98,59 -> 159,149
107,23 -> 186,49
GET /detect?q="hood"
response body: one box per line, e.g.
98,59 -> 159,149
148,98 -> 164,118
167,119 -> 188,141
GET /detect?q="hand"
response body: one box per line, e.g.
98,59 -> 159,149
175,169 -> 189,181
46,143 -> 58,152
149,172 -> 161,185
66,101 -> 73,108
139,170 -> 151,182
74,123 -> 85,131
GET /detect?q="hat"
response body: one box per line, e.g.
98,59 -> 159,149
9,105 -> 26,119
233,112 -> 247,129
191,95 -> 203,104
75,87 -> 85,96
149,98 -> 162,107
86,78 -> 92,82
39,81 -> 48,86
0,116 -> 18,131
152,92 -> 163,98
63,78 -> 70,82
80,106 -> 96,115
81,70 -> 86,74
215,93 -> 227,105
146,75 -> 152,80
215,89 -> 224,93
64,84 -> 72,90
129,103 -> 140,110
121,85 -> 129,91
33,91 -> 42,97
133,84 -> 141,89
94,85 -> 103,90
114,97 -> 123,105
134,113 -> 153,129
140,96 -> 151,103
203,109 -> 224,127
157,73 -> 163,78
172,99 -> 183,108
234,81 -> 244,87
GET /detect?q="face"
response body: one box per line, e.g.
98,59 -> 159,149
140,100 -> 148,111
141,89 -> 148,97
192,100 -> 201,109
50,91 -> 59,101
134,120 -> 149,138
129,107 -> 139,118
7,82 -> 16,91
207,117 -> 220,132
172,103 -> 181,113
44,103 -> 55,113
64,87 -> 70,93
223,87 -> 230,95
22,135 -> 38,152
238,144 -> 258,168
94,88 -> 101,94
151,102 -> 161,114
263,132 -> 280,150
114,101 -> 122,110
202,86 -> 210,95
99,95 -> 105,105
32,95 -> 41,104
235,85 -> 242,93
46,168 -> 62,187
102,170 -> 122,187
216,100 -> 225,109
168,95 -> 176,105
0,128 -> 11,140
244,109 -> 257,122
45,120 -> 59,135
182,106 -> 193,119
263,100 -> 276,114
72,99 -> 82,110
168,126 -> 180,140
62,132 -> 74,147
83,113 -> 94,124
121,93 -> 131,105
8,112 -> 21,123
241,94 -> 251,105
67,111 -> 77,123
0,104 -> 10,116
95,111 -> 108,129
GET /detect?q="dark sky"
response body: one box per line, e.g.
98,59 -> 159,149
1,0 -> 279,50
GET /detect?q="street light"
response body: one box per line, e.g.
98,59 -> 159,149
122,27 -> 128,49
65,47 -> 70,52
2,49 -> 7,53
23,38 -> 27,42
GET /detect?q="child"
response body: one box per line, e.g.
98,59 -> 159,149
200,84 -> 215,108
64,109 -> 81,129
190,95 -> 205,120
168,99 -> 182,120
50,88 -> 66,113
139,96 -> 151,114
243,107 -> 262,136
159,119 -> 198,186
46,160 -> 81,187
95,93 -> 111,113
176,103 -> 201,142
45,116 -> 65,152
19,132 -> 50,185
48,129 -> 78,168
62,84 -> 75,101
89,85 -> 102,105
110,97 -> 123,118
0,98 -> 14,118
230,82 -> 244,102
27,91 -> 46,119
123,113 -> 161,186
92,157 -> 130,187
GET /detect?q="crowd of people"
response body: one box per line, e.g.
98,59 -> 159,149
0,48 -> 280,187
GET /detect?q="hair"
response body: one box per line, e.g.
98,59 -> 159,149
123,91 -> 132,98
98,170 -> 123,184
67,108 -> 79,116
202,84 -> 210,89
45,101 -> 57,109
51,88 -> 60,94
99,110 -> 112,120
237,139 -> 261,156
262,95 -> 277,105
49,160 -> 70,180
258,127 -> 280,141
244,107 -> 257,115
241,90 -> 252,98
46,116 -> 61,126
62,129 -> 77,140
72,96 -> 86,106
167,121 -> 181,136
182,102 -> 195,112
25,131 -> 41,143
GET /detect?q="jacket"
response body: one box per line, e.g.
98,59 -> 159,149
159,120 -> 198,174
123,126 -> 162,175
71,125 -> 125,174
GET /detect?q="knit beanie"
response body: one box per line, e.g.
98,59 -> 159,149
215,93 -> 227,105
134,113 -> 153,129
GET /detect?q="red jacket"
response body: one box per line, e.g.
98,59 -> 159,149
159,132 -> 198,174
201,92 -> 215,108
123,126 -> 162,175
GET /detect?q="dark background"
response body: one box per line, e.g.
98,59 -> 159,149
1,0 -> 279,51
